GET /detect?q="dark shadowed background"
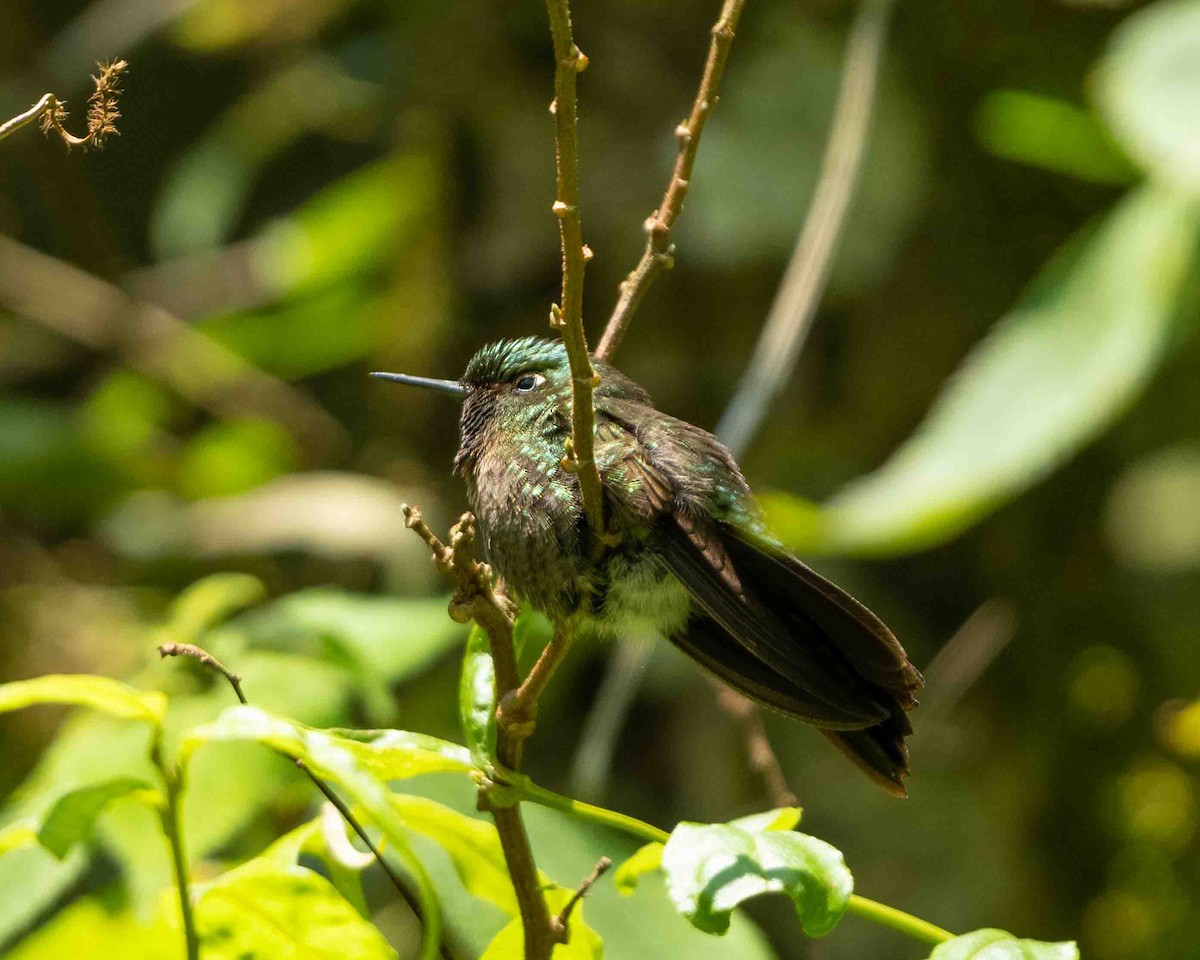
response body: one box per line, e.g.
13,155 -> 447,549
1,0 -> 1199,958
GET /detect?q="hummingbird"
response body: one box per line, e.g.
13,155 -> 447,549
374,337 -> 922,795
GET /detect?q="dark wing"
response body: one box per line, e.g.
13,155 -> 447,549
596,395 -> 922,793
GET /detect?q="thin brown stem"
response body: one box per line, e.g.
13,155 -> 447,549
542,0 -> 608,559
500,623 -> 576,741
551,856 -> 612,939
404,506 -> 557,960
159,642 -> 247,704
157,639 -> 455,960
596,0 -> 747,360
0,61 -> 128,151
0,94 -> 56,144
149,738 -> 198,960
715,685 -> 798,808
716,0 -> 894,457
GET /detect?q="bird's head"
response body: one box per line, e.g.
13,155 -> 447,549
372,337 -> 573,470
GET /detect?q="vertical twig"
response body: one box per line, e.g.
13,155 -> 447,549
716,0 -> 895,457
403,507 -> 561,960
149,738 -> 199,960
542,0 -> 607,555
596,0 -> 748,360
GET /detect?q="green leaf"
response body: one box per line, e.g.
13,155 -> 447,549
37,777 -> 157,860
194,863 -> 397,960
177,419 -> 298,499
392,794 -> 518,916
767,185 -> 1200,555
1095,0 -> 1200,192
655,811 -> 852,937
0,675 -> 165,726
181,704 -> 444,960
614,810 -> 800,897
460,625 -> 498,769
4,892 -> 173,960
258,814 -> 370,917
613,842 -> 663,895
974,89 -> 1135,185
0,822 -> 37,857
479,886 -> 603,960
928,929 -> 1079,960
333,729 -> 474,781
228,589 -> 466,720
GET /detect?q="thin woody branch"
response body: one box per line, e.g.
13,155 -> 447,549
551,856 -> 612,940
596,0 -> 747,360
0,60 -> 128,150
542,0 -> 608,558
404,505 -> 559,960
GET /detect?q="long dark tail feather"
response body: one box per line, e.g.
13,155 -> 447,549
823,712 -> 913,798
660,516 -> 923,795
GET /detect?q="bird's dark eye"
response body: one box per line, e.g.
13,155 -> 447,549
514,374 -> 542,393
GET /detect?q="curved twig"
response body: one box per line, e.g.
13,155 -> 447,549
596,0 -> 747,360
716,0 -> 895,457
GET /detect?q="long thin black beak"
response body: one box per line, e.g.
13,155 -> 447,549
370,371 -> 468,398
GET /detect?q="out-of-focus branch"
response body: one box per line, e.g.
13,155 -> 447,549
714,684 -> 798,807
0,235 -> 347,461
596,0 -> 747,361
0,60 -> 127,150
716,0 -> 894,458
542,0 -> 608,559
919,599 -> 1019,721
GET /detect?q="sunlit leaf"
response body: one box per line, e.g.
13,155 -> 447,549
177,418 -> 298,499
613,842 -> 663,896
182,704 -> 444,960
479,886 -> 602,960
392,794 -> 518,916
0,822 -> 37,857
460,625 -> 498,770
194,864 -> 397,960
927,928 -> 1079,959
767,185 -> 1200,555
0,675 -> 165,726
4,893 -> 172,960
332,729 -> 473,781
1095,0 -> 1200,192
37,778 -> 157,860
654,810 -> 851,937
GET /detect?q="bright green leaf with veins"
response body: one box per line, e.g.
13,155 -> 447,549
928,929 -> 1079,960
629,808 -> 849,937
194,864 -> 397,960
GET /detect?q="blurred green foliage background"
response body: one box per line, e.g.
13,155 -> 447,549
1,0 -> 1199,957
